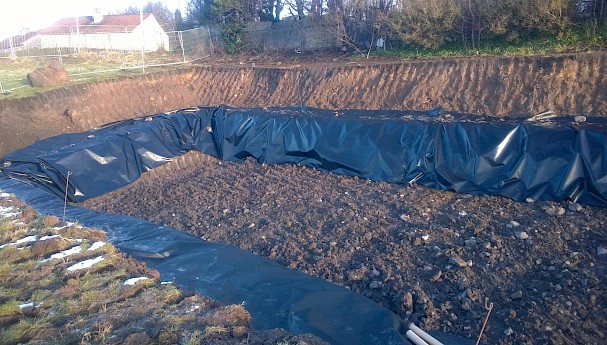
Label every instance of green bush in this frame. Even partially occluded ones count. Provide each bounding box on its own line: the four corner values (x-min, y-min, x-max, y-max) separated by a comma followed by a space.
222, 22, 246, 54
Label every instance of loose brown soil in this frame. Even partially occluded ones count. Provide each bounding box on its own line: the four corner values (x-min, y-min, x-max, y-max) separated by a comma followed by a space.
0, 192, 328, 345
83, 151, 607, 344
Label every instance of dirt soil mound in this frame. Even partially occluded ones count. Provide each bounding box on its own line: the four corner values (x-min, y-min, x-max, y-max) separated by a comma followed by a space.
83, 151, 607, 345
1, 52, 606, 157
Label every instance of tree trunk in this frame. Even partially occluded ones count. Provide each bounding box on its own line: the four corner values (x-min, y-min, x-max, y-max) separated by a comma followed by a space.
295, 0, 305, 18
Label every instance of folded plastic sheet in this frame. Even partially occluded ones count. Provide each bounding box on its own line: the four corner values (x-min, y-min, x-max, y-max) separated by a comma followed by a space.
1, 106, 606, 206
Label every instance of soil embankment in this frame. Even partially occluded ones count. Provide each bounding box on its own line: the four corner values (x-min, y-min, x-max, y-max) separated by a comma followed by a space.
1, 52, 606, 157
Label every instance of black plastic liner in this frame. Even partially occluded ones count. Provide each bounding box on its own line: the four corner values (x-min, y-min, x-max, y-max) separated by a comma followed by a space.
0, 105, 606, 344
2, 106, 607, 206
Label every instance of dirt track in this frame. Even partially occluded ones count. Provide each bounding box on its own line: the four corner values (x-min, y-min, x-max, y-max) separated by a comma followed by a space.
1, 52, 606, 157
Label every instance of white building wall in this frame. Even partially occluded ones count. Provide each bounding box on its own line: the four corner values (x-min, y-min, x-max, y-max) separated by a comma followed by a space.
38, 15, 169, 52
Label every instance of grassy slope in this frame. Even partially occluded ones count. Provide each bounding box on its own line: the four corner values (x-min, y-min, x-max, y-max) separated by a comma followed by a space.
0, 192, 327, 345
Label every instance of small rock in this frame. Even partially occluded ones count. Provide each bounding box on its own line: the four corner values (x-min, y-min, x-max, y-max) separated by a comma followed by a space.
399, 214, 410, 221
430, 270, 442, 282
544, 206, 566, 216
515, 231, 529, 240
574, 116, 586, 123
329, 241, 337, 247
18, 303, 36, 316
370, 268, 381, 277
525, 197, 535, 203
511, 290, 523, 300
568, 203, 583, 212
369, 280, 382, 289
597, 247, 607, 256
450, 255, 468, 268
348, 267, 368, 281
413, 237, 423, 246
464, 238, 477, 249
232, 325, 247, 338
403, 292, 414, 310
504, 327, 514, 336
461, 300, 472, 311
509, 220, 520, 227
125, 333, 153, 345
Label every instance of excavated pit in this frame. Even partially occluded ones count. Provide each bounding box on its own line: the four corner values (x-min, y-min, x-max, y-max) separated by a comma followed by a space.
2, 53, 607, 344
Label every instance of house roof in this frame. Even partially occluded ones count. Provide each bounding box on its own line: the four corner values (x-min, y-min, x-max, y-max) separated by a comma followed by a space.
0, 31, 40, 48
40, 14, 153, 35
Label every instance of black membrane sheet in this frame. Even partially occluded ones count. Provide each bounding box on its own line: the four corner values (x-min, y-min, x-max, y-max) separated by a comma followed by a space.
1, 106, 606, 344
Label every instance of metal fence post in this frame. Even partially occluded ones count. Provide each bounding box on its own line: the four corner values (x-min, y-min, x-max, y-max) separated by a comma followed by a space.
8, 36, 16, 60
178, 31, 186, 62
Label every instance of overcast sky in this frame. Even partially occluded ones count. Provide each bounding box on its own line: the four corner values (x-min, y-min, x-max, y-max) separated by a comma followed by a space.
0, 0, 187, 39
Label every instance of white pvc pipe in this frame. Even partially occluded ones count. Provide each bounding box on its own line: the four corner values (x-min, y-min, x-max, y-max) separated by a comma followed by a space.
409, 323, 445, 345
406, 330, 429, 345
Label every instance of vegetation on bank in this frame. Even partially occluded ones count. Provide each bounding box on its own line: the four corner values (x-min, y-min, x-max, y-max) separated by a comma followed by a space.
0, 192, 326, 344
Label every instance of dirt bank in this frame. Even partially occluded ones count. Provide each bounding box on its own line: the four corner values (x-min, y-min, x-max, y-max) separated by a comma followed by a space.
1, 52, 606, 157
83, 151, 607, 345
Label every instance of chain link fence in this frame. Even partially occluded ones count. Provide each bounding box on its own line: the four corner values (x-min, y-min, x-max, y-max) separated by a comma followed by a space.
0, 19, 344, 95
0, 26, 219, 94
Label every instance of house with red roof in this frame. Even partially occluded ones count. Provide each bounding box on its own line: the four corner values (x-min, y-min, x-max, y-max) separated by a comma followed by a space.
37, 13, 169, 52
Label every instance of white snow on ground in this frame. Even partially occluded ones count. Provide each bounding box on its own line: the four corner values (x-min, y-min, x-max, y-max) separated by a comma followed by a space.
40, 245, 82, 262
67, 256, 105, 271
124, 277, 149, 286
39, 234, 61, 241
0, 206, 21, 218
0, 192, 10, 198
87, 241, 105, 251
0, 235, 37, 249
18, 302, 34, 309
161, 281, 174, 285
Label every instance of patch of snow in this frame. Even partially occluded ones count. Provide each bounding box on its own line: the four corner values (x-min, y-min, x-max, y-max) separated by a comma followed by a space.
0, 235, 37, 249
124, 277, 149, 286
0, 206, 21, 218
0, 192, 10, 198
39, 234, 61, 241
67, 256, 104, 271
87, 241, 105, 251
18, 302, 34, 309
71, 239, 84, 243
161, 281, 174, 285
40, 245, 82, 262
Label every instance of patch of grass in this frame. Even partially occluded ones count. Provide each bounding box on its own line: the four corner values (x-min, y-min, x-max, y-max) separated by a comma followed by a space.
0, 262, 11, 280
30, 289, 52, 302
0, 319, 35, 345
0, 287, 20, 299
0, 300, 20, 316
202, 325, 229, 338
0, 220, 16, 233
180, 331, 202, 345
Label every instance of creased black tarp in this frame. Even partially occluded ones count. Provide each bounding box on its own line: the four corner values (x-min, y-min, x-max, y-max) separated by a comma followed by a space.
0, 177, 409, 345
2, 105, 601, 344
2, 106, 606, 205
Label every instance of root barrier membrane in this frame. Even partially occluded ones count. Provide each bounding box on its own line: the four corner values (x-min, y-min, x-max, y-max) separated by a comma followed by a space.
2, 106, 606, 205
1, 106, 606, 344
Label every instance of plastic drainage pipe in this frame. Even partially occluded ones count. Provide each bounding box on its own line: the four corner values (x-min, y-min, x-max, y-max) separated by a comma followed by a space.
406, 330, 429, 345
409, 323, 445, 345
